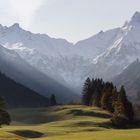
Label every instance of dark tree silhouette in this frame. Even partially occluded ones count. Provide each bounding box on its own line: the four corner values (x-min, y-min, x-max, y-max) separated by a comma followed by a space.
82, 78, 93, 106
50, 94, 57, 106
0, 97, 11, 127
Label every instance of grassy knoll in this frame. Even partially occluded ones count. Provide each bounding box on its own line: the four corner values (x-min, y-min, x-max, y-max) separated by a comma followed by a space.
0, 105, 140, 140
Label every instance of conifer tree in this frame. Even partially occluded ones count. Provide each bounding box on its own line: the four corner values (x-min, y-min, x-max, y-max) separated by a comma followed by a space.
112, 87, 118, 112
119, 86, 134, 122
100, 82, 114, 112
92, 79, 104, 107
111, 86, 134, 127
50, 94, 57, 106
82, 78, 93, 106
0, 96, 11, 126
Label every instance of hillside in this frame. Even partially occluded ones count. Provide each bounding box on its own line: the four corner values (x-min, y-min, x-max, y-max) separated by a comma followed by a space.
0, 71, 49, 108
93, 12, 140, 80
0, 45, 78, 103
0, 105, 139, 140
112, 59, 140, 102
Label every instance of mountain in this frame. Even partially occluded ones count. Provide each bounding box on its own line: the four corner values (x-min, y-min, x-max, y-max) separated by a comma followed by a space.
0, 70, 49, 108
112, 59, 140, 102
93, 12, 140, 80
0, 45, 78, 103
0, 23, 121, 91
0, 12, 140, 93
74, 28, 120, 59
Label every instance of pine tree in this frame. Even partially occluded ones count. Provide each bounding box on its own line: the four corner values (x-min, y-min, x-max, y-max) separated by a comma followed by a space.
92, 79, 104, 107
100, 82, 114, 112
119, 86, 134, 122
112, 87, 118, 112
0, 96, 11, 126
50, 94, 57, 106
82, 78, 93, 106
111, 86, 134, 127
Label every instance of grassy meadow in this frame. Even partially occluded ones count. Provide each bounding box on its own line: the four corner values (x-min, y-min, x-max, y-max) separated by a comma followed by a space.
0, 105, 140, 140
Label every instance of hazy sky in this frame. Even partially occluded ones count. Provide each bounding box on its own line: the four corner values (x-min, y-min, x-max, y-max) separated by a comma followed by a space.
0, 0, 140, 42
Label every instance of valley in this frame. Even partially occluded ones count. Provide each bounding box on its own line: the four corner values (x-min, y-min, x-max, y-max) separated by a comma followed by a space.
0, 6, 140, 140
0, 105, 140, 140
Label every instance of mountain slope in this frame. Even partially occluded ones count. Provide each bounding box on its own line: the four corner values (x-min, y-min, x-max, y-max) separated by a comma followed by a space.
94, 12, 140, 80
0, 71, 49, 108
0, 45, 78, 102
112, 59, 140, 101
74, 28, 120, 59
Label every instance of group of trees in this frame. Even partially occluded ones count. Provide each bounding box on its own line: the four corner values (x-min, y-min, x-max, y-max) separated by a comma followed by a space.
82, 78, 134, 127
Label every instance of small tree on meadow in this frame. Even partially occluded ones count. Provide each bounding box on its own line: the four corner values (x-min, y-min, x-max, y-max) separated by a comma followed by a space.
50, 94, 57, 106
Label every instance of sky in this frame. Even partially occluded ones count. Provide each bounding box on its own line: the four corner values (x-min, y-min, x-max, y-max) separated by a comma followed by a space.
0, 0, 140, 43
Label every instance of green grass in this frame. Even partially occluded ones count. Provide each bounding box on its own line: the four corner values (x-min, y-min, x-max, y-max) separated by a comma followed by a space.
0, 105, 140, 140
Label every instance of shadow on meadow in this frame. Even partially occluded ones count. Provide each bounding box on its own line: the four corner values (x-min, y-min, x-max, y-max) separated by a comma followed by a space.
68, 109, 111, 118
12, 130, 43, 138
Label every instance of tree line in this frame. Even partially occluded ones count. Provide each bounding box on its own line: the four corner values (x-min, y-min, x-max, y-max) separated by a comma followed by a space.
82, 78, 134, 128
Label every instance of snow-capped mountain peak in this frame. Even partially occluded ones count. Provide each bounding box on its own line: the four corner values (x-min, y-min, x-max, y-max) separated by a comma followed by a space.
93, 12, 140, 80
10, 23, 20, 29
130, 11, 140, 25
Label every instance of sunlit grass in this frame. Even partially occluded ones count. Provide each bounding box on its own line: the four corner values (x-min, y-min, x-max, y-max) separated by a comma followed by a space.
0, 105, 140, 140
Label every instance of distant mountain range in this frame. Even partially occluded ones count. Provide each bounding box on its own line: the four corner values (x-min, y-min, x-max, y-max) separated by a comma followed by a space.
0, 12, 140, 105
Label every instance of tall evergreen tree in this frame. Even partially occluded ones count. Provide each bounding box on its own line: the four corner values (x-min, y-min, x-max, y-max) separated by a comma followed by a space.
111, 86, 134, 127
112, 87, 118, 112
50, 94, 57, 106
92, 79, 104, 107
82, 78, 93, 106
100, 82, 114, 112
0, 97, 11, 126
119, 86, 134, 122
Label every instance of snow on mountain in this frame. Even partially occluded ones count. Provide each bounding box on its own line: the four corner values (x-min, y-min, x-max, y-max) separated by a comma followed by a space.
0, 44, 78, 102
93, 12, 140, 80
0, 23, 120, 92
0, 23, 74, 57
74, 28, 120, 59
0, 12, 140, 94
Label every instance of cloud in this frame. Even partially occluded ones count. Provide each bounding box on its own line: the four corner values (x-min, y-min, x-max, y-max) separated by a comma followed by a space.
10, 0, 46, 27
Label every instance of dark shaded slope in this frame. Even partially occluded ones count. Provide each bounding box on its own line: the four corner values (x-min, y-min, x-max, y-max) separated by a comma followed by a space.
0, 72, 49, 108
